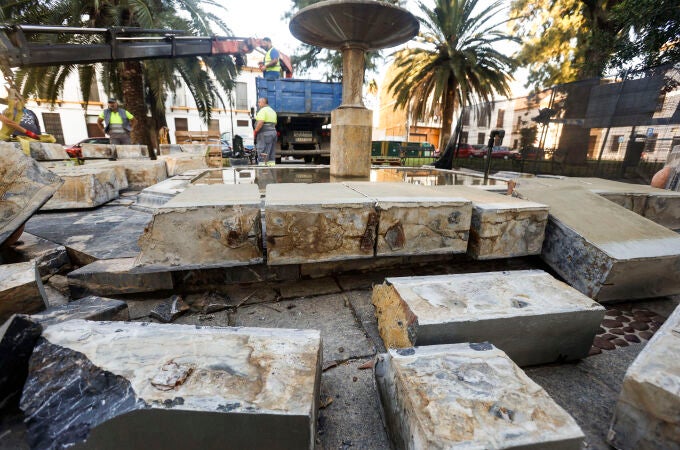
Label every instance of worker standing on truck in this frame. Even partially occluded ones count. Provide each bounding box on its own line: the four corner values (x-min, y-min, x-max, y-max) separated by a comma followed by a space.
258, 38, 281, 80
254, 97, 278, 164
97, 98, 136, 144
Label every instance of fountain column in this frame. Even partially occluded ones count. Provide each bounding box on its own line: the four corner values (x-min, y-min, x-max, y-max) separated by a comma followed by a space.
290, 0, 418, 179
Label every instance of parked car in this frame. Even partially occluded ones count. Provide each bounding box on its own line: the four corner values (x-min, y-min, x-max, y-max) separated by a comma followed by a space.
473, 145, 521, 160
64, 137, 110, 158
454, 143, 477, 158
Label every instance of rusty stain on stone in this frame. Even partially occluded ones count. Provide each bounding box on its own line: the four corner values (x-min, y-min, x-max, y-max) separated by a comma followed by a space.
360, 211, 379, 252
384, 222, 405, 250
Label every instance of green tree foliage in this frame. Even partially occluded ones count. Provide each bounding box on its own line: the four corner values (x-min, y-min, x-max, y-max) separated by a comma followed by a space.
287, 0, 401, 81
609, 0, 680, 72
510, 0, 624, 90
519, 125, 538, 149
388, 0, 517, 148
2, 0, 238, 147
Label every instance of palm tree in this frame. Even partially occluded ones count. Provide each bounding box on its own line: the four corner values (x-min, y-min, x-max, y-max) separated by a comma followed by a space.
387, 0, 517, 149
4, 0, 238, 149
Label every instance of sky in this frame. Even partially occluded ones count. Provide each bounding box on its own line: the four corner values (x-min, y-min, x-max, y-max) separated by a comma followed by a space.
218, 0, 529, 97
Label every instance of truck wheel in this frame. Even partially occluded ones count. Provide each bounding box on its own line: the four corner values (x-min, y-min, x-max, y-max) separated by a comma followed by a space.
304, 155, 313, 163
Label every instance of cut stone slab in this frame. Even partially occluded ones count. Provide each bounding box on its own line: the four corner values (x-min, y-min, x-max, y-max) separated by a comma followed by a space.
68, 258, 174, 297
135, 184, 263, 270
431, 185, 549, 259
513, 182, 680, 301
374, 343, 585, 450
345, 182, 473, 257
114, 144, 149, 159
372, 270, 605, 366
41, 166, 123, 210
149, 295, 189, 323
608, 304, 680, 449
158, 153, 208, 176
135, 175, 194, 208
0, 261, 47, 323
158, 144, 182, 155
0, 142, 63, 246
87, 159, 167, 190
2, 232, 69, 276
80, 143, 115, 159
20, 320, 321, 450
265, 183, 377, 265
179, 144, 209, 155
28, 142, 70, 161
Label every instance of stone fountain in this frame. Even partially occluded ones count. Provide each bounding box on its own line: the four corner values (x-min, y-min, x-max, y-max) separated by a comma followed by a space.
290, 0, 419, 178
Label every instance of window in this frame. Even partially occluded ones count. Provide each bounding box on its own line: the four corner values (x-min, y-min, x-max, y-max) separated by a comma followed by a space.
209, 119, 220, 133
234, 82, 248, 110
174, 85, 187, 107
237, 119, 249, 127
88, 81, 100, 103
610, 135, 622, 153
460, 131, 468, 143
477, 133, 486, 145
461, 110, 470, 126
41, 113, 64, 144
86, 115, 104, 137
175, 118, 188, 131
496, 109, 505, 128
644, 134, 657, 153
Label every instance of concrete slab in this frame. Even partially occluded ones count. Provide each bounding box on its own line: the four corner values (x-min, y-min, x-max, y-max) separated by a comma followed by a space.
41, 166, 123, 210
158, 153, 208, 176
1, 232, 69, 277
68, 258, 174, 298
345, 182, 472, 257
375, 343, 585, 449
87, 160, 167, 190
513, 182, 680, 301
114, 144, 149, 159
431, 185, 549, 259
80, 143, 115, 159
24, 206, 151, 265
608, 305, 680, 449
135, 184, 263, 270
265, 183, 377, 265
0, 143, 63, 246
232, 293, 374, 365
20, 320, 321, 450
0, 262, 47, 323
28, 142, 70, 161
372, 270, 605, 366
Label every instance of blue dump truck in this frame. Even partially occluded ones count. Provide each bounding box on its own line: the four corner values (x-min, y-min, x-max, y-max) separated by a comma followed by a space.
255, 78, 342, 162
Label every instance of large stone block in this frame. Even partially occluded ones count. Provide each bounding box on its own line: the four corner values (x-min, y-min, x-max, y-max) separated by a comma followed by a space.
265, 183, 377, 265
432, 185, 549, 259
88, 160, 167, 190
135, 176, 194, 209
114, 144, 149, 159
41, 166, 123, 210
80, 143, 115, 159
83, 160, 129, 190
158, 144, 182, 155
68, 258, 173, 297
21, 320, 321, 450
0, 142, 63, 246
2, 232, 69, 276
29, 142, 70, 161
608, 305, 680, 449
135, 184, 263, 270
345, 182, 472, 257
514, 182, 680, 301
372, 270, 604, 366
0, 261, 47, 323
158, 153, 208, 176
179, 144, 209, 155
375, 343, 584, 449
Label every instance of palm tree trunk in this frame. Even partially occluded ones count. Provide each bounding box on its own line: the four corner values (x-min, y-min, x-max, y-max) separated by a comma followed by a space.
440, 76, 456, 149
121, 61, 155, 156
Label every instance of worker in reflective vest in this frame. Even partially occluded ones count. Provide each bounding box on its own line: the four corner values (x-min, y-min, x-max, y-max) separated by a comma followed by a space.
97, 98, 136, 144
254, 97, 278, 164
258, 37, 281, 80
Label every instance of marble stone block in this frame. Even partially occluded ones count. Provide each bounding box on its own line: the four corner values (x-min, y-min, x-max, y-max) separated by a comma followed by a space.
68, 258, 174, 297
80, 143, 115, 159
345, 182, 472, 257
375, 343, 584, 449
5, 232, 69, 276
514, 182, 680, 301
29, 142, 70, 161
0, 261, 47, 323
372, 270, 604, 366
158, 153, 208, 176
21, 321, 322, 450
0, 143, 63, 246
41, 166, 123, 210
608, 305, 680, 449
114, 144, 149, 159
135, 176, 194, 209
83, 160, 129, 190
265, 183, 377, 265
179, 144, 209, 155
87, 160, 167, 190
432, 185, 549, 259
135, 184, 263, 270
158, 144, 182, 155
